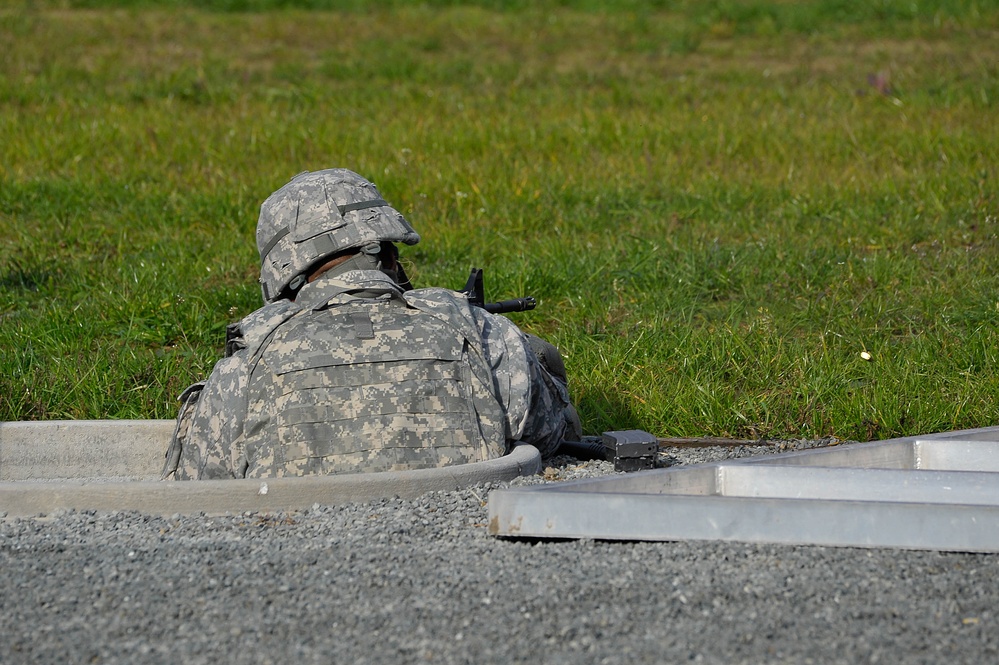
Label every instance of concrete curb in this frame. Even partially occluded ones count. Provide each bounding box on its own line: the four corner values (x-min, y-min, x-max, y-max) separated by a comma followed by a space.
0, 420, 542, 516
1, 420, 171, 481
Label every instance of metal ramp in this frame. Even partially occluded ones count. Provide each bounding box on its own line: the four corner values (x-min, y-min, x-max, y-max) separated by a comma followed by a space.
488, 426, 999, 552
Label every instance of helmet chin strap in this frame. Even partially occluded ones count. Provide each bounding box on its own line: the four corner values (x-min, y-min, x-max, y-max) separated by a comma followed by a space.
311, 242, 400, 284
286, 242, 410, 300
392, 262, 413, 291
287, 273, 307, 293
329, 243, 382, 276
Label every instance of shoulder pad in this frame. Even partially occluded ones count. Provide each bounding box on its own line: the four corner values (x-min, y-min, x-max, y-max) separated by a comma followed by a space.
224, 323, 245, 357
403, 287, 484, 341
177, 381, 206, 402
230, 299, 302, 357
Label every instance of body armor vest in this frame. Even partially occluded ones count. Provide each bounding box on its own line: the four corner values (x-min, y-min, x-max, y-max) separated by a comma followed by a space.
235, 289, 508, 478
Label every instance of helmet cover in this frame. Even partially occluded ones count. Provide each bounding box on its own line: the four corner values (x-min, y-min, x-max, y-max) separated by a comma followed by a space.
257, 169, 420, 301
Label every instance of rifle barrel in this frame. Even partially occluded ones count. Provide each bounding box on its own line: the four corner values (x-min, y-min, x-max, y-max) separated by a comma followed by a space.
484, 297, 537, 314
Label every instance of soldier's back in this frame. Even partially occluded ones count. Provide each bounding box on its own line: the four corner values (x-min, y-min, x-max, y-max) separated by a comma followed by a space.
238, 293, 506, 477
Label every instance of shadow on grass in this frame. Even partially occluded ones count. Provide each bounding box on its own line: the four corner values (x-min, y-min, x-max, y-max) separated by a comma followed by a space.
576, 387, 642, 435
0, 263, 52, 292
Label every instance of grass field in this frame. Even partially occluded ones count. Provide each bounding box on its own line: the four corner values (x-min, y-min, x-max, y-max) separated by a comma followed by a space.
1, 0, 997, 442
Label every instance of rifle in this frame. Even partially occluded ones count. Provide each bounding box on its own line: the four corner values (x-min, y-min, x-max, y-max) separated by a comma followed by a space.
458, 270, 663, 472
460, 268, 536, 314
457, 269, 661, 470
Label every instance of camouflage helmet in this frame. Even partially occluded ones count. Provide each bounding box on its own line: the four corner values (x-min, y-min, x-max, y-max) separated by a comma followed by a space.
257, 169, 420, 302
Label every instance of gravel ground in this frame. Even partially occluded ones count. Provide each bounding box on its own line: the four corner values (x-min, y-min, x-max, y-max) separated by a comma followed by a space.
2, 440, 997, 664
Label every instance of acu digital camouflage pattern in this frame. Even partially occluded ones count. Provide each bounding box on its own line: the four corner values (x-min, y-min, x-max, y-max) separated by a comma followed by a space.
165, 270, 574, 480
257, 169, 420, 302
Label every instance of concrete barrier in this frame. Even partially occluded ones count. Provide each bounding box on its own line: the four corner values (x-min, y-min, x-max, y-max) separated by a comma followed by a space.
0, 420, 171, 481
0, 420, 542, 516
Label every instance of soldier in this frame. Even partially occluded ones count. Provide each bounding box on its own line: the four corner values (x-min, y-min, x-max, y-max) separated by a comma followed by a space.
162, 168, 581, 480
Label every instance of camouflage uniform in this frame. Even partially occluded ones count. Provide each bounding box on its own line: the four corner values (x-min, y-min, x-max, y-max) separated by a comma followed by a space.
165, 269, 575, 480
162, 168, 577, 480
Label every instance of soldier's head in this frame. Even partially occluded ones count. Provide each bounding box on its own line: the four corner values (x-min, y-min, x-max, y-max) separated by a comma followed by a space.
256, 169, 420, 302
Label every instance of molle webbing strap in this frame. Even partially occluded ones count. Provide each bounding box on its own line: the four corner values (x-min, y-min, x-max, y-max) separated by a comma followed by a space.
258, 199, 389, 265
311, 233, 336, 256
351, 311, 374, 339
259, 226, 291, 264
338, 198, 388, 216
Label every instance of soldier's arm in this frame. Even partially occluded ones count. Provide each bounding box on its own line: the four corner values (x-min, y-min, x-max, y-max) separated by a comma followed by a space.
515, 339, 574, 457
476, 311, 574, 457
170, 353, 249, 480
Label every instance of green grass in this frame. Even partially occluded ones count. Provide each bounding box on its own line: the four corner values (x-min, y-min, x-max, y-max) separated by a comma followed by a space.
1, 0, 998, 441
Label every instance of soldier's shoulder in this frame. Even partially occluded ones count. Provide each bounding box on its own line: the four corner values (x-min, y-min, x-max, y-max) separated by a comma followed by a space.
229, 299, 303, 354
402, 287, 486, 336
402, 287, 531, 347
403, 287, 475, 313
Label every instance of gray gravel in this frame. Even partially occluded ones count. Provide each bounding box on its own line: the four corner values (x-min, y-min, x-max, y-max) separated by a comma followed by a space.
2, 440, 997, 664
